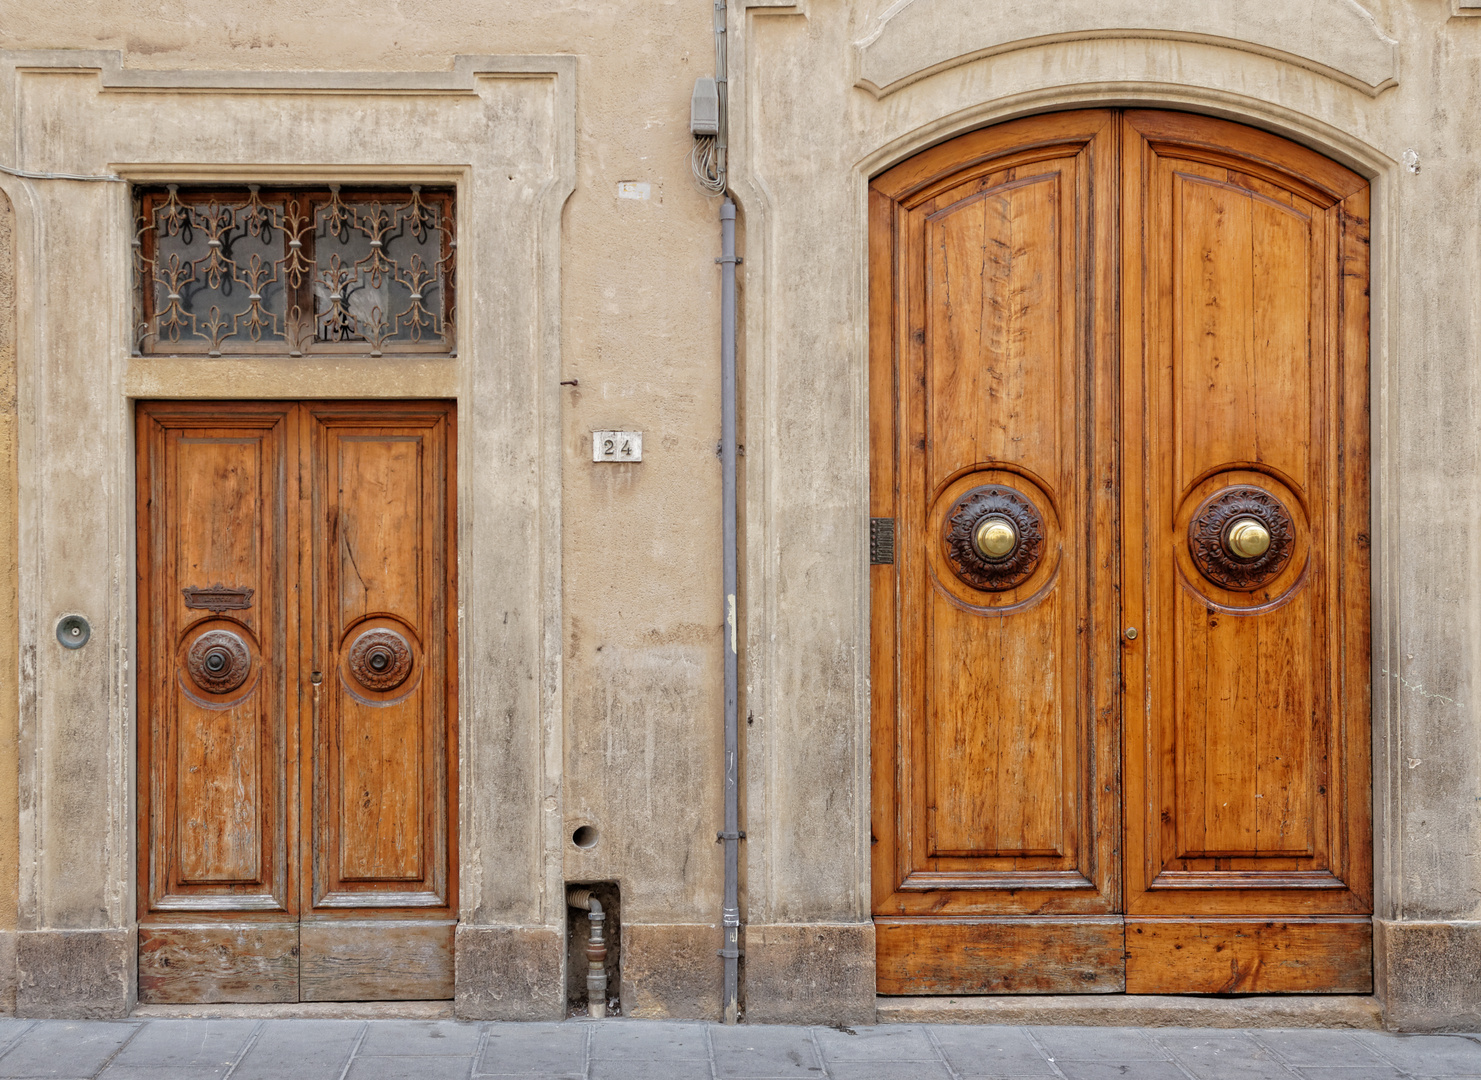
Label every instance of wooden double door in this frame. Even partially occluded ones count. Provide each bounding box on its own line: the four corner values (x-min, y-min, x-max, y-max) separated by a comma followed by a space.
136, 400, 457, 1002
870, 111, 1372, 994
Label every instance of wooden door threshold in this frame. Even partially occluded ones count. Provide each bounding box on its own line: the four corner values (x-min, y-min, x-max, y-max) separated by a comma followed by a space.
131, 1001, 455, 1020
877, 994, 1382, 1029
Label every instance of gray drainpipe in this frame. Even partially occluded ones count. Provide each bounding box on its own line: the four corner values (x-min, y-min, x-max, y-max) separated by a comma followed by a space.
718, 198, 741, 1025
712, 0, 743, 1028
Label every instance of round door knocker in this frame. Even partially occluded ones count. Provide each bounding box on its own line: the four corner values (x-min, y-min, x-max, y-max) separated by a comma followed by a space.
348, 628, 413, 691
943, 485, 1045, 591
1188, 486, 1295, 590
186, 630, 252, 694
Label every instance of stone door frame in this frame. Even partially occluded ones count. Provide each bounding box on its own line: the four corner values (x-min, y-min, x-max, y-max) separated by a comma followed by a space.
0, 50, 575, 1017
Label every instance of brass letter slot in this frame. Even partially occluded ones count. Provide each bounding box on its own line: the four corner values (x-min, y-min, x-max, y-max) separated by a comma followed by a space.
182, 584, 255, 613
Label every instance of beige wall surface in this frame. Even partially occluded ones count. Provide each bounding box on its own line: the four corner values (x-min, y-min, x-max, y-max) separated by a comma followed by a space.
0, 0, 1480, 1029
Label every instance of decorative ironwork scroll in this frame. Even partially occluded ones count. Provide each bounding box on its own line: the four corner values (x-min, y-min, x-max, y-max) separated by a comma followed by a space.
1188, 486, 1296, 590
943, 484, 1045, 591
135, 184, 456, 357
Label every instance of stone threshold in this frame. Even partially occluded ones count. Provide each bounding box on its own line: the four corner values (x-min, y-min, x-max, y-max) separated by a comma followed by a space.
131, 1001, 455, 1020
878, 994, 1384, 1029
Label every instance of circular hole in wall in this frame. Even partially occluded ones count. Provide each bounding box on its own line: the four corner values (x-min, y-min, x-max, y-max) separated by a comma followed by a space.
572, 825, 599, 850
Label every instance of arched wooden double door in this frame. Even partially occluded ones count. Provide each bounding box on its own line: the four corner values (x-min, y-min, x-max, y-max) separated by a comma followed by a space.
869, 111, 1372, 994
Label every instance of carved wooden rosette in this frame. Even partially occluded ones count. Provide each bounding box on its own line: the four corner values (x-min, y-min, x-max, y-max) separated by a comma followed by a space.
943, 485, 1045, 591
1188, 486, 1295, 590
186, 629, 252, 694
348, 628, 414, 691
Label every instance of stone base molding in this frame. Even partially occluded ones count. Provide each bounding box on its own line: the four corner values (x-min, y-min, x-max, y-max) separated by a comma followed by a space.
620, 923, 723, 1020
1375, 919, 1481, 1032
741, 923, 876, 1025
453, 924, 564, 1021
15, 928, 134, 1018
879, 994, 1384, 1028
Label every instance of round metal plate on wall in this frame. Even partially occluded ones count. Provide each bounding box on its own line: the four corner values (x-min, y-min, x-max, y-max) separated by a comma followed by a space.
56, 614, 90, 650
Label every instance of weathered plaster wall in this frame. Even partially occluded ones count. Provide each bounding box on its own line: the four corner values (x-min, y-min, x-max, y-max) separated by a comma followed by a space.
728, 0, 1481, 1029
1, 0, 1480, 1030
0, 0, 727, 1022
0, 188, 18, 1014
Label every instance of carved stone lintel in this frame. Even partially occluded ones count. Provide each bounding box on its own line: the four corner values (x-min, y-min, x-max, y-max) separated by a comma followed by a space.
182, 584, 254, 613
943, 485, 1045, 591
1188, 486, 1295, 590
348, 628, 414, 691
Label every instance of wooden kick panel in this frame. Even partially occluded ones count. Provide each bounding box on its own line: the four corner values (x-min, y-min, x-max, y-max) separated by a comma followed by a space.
876, 918, 1126, 995
1125, 918, 1373, 994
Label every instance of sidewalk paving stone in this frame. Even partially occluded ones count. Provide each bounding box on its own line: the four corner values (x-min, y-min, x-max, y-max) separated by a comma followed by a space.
928, 1024, 1058, 1077
0, 1016, 1472, 1079
0, 1021, 141, 1079
591, 1021, 710, 1060
814, 1024, 937, 1061
1249, 1029, 1392, 1066
227, 1019, 362, 1080
1355, 1032, 1481, 1075
707, 1023, 822, 1077
344, 1055, 474, 1080
1152, 1030, 1299, 1079
1034, 1025, 1169, 1064
1055, 1063, 1190, 1080
480, 1023, 585, 1077
357, 1019, 482, 1057
824, 1063, 954, 1080
103, 1020, 256, 1070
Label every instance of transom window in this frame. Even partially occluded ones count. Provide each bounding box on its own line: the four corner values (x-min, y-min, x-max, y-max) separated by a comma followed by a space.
134, 184, 456, 356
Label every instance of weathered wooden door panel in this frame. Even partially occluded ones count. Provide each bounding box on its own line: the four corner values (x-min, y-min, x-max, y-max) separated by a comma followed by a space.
871, 110, 1371, 996
1120, 111, 1372, 991
871, 110, 1124, 994
299, 402, 456, 999
138, 400, 456, 1004
137, 403, 297, 1003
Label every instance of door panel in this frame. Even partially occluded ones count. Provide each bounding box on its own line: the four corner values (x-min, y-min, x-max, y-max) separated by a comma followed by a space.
871, 109, 1371, 996
138, 400, 456, 1004
871, 110, 1123, 994
300, 404, 456, 999
1121, 111, 1371, 990
137, 404, 296, 1002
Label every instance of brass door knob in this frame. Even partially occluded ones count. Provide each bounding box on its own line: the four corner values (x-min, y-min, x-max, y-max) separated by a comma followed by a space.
1225, 517, 1272, 560
973, 516, 1018, 561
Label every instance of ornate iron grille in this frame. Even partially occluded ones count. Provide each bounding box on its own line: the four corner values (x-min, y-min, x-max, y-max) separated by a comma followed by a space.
134, 184, 456, 356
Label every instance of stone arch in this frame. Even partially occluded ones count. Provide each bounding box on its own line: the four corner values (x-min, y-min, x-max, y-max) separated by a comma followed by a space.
854, 0, 1399, 98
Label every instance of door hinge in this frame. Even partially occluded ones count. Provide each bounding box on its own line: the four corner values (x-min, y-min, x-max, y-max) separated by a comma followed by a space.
870, 518, 895, 565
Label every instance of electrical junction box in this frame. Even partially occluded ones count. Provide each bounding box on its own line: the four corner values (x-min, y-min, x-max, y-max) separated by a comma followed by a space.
593, 431, 642, 462
690, 77, 720, 136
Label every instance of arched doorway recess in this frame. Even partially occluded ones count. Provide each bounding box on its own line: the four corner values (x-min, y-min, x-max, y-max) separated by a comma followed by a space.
869, 109, 1372, 995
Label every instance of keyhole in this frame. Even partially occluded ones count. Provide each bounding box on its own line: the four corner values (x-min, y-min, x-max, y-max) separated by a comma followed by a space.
205, 651, 226, 673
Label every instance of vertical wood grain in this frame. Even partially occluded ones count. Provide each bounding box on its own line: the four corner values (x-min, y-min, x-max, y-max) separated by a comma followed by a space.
139, 399, 456, 1003
871, 110, 1120, 994
1122, 110, 1371, 992
873, 109, 1369, 995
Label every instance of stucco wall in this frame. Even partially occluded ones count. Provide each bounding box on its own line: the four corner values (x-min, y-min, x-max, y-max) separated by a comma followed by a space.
0, 0, 1479, 1029
727, 0, 1481, 1029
